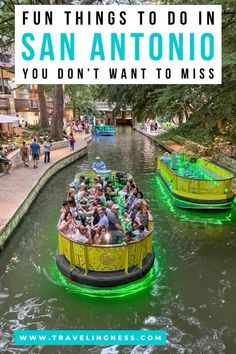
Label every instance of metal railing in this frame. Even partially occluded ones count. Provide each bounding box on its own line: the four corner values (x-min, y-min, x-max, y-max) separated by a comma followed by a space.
58, 230, 153, 275
157, 159, 233, 195
14, 98, 39, 111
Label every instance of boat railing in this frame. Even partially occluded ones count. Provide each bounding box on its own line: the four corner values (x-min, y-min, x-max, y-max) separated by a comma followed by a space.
57, 226, 153, 275
197, 158, 234, 180
157, 159, 233, 195
94, 125, 115, 132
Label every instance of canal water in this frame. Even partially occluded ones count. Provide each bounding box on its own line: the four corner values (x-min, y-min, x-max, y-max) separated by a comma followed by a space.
1, 127, 236, 354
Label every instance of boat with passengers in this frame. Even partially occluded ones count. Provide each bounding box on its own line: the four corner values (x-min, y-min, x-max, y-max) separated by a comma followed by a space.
157, 152, 235, 210
93, 124, 115, 136
56, 168, 154, 287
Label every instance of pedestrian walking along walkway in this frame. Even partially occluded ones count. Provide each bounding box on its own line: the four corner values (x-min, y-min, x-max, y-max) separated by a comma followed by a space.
0, 135, 90, 235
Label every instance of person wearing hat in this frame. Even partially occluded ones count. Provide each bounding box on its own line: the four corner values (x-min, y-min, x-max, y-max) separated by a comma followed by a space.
92, 156, 106, 172
107, 204, 125, 243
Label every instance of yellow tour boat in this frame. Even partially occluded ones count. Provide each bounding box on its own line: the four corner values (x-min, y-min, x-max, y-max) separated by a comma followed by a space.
157, 152, 235, 210
56, 170, 155, 287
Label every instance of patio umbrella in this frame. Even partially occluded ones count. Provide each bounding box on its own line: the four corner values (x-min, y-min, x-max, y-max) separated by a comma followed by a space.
0, 115, 19, 124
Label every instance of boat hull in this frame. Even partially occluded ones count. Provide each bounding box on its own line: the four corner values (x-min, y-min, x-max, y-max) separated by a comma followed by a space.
94, 132, 115, 136
56, 252, 154, 287
157, 170, 234, 210
93, 125, 115, 136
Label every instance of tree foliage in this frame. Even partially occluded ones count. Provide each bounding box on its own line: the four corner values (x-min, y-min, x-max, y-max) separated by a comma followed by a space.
101, 0, 236, 141
65, 85, 100, 118
1, 0, 235, 141
0, 0, 75, 136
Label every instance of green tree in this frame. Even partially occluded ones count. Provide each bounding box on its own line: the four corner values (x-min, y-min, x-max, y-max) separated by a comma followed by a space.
65, 85, 100, 118
37, 84, 49, 127
0, 0, 51, 129
50, 84, 64, 140
101, 0, 236, 142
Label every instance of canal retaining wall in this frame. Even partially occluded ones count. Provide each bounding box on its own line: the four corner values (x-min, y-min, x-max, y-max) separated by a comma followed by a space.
0, 135, 92, 250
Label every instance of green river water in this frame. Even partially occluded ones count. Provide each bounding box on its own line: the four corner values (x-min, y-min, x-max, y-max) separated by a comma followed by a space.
1, 127, 236, 354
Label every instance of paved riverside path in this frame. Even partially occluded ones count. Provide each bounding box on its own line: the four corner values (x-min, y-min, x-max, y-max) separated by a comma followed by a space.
134, 127, 184, 153
0, 134, 90, 233
157, 140, 184, 153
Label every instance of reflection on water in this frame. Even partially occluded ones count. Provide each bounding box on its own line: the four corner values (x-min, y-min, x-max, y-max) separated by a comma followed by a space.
93, 135, 115, 145
0, 127, 236, 354
44, 260, 160, 299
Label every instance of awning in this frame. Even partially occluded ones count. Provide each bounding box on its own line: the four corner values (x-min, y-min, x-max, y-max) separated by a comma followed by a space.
0, 61, 13, 68
0, 62, 15, 74
0, 115, 19, 124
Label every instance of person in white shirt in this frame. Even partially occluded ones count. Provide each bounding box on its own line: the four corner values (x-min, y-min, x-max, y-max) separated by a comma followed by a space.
72, 225, 92, 244
43, 138, 52, 163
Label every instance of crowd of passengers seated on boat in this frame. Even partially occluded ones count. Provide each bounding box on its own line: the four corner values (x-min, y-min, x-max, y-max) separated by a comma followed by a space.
58, 172, 153, 245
